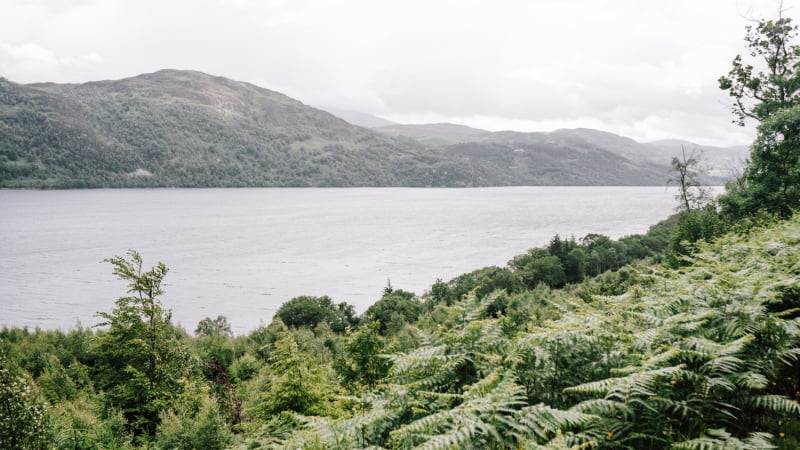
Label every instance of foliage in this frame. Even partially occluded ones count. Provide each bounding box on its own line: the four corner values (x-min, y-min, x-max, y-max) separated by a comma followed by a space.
363, 287, 422, 335
425, 266, 522, 308
719, 12, 800, 219
742, 104, 800, 217
718, 13, 800, 125
48, 397, 132, 450
155, 393, 233, 450
334, 321, 391, 390
0, 357, 50, 449
666, 205, 726, 264
510, 249, 567, 289
275, 295, 357, 333
251, 331, 338, 418
291, 214, 800, 449
195, 315, 233, 337
93, 250, 195, 436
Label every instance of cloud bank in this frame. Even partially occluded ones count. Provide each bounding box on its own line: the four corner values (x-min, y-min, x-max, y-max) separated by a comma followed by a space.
1, 0, 791, 146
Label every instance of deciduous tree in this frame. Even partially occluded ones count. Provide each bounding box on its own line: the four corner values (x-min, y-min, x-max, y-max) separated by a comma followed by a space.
93, 250, 194, 436
668, 146, 710, 213
719, 11, 800, 218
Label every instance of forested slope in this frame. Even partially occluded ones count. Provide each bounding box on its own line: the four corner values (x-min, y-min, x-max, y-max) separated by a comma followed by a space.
278, 214, 800, 449
0, 70, 671, 188
1, 70, 474, 188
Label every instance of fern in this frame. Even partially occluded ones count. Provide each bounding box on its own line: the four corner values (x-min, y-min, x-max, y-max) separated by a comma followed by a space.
672, 428, 777, 450
740, 394, 800, 415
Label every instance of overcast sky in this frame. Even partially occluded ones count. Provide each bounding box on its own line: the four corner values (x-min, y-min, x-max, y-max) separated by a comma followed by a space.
1, 0, 795, 147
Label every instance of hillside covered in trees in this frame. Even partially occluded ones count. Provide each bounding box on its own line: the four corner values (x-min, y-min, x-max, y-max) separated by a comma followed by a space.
0, 69, 674, 188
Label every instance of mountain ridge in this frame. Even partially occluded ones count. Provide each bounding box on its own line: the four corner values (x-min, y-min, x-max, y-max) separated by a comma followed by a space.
1, 69, 692, 188
372, 123, 747, 179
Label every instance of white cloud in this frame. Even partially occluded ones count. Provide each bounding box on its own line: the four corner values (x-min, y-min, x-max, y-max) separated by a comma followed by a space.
1, 42, 57, 63
0, 41, 104, 82
0, 0, 790, 145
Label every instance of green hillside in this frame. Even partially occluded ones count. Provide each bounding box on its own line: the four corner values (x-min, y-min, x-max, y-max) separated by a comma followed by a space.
1, 70, 481, 188
376, 124, 742, 184
2, 212, 798, 448
269, 213, 800, 449
1, 70, 672, 188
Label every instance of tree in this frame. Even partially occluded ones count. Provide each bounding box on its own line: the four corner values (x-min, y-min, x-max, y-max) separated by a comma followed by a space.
667, 146, 710, 213
252, 332, 330, 416
740, 104, 800, 217
564, 247, 587, 283
275, 295, 357, 333
334, 321, 390, 389
363, 288, 421, 334
719, 12, 800, 125
509, 249, 566, 288
0, 358, 49, 449
93, 250, 194, 436
195, 315, 233, 337
719, 11, 800, 218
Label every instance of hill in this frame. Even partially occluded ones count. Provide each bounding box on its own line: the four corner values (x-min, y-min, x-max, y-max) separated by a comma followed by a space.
375, 124, 747, 182
2, 70, 476, 188
3, 69, 678, 187
644, 138, 749, 178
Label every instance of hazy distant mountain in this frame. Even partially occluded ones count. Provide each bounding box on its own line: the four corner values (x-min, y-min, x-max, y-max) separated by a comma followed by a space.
439, 128, 671, 186
1, 69, 678, 188
643, 139, 749, 178
375, 124, 748, 182
322, 107, 397, 128
376, 123, 491, 146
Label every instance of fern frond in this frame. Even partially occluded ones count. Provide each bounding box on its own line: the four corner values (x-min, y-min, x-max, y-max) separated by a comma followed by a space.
740, 394, 800, 415
672, 428, 777, 450
513, 403, 599, 441
730, 371, 769, 389
633, 328, 660, 350
389, 371, 525, 448
292, 395, 401, 448
565, 365, 683, 397
386, 345, 447, 376
642, 346, 682, 367
569, 398, 632, 418
412, 420, 492, 450
778, 346, 800, 365
705, 355, 745, 376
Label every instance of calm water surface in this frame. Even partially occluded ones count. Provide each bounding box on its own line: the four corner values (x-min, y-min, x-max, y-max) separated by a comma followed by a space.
1, 187, 677, 334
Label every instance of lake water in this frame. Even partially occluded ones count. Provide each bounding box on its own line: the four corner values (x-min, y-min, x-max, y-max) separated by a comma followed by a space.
1, 187, 678, 334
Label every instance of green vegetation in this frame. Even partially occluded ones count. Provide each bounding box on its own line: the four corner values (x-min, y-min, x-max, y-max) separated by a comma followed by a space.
3, 10, 800, 450
718, 11, 800, 219
1, 206, 798, 448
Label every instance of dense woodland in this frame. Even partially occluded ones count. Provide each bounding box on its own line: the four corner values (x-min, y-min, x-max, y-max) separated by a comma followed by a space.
3, 13, 800, 450
0, 71, 675, 189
